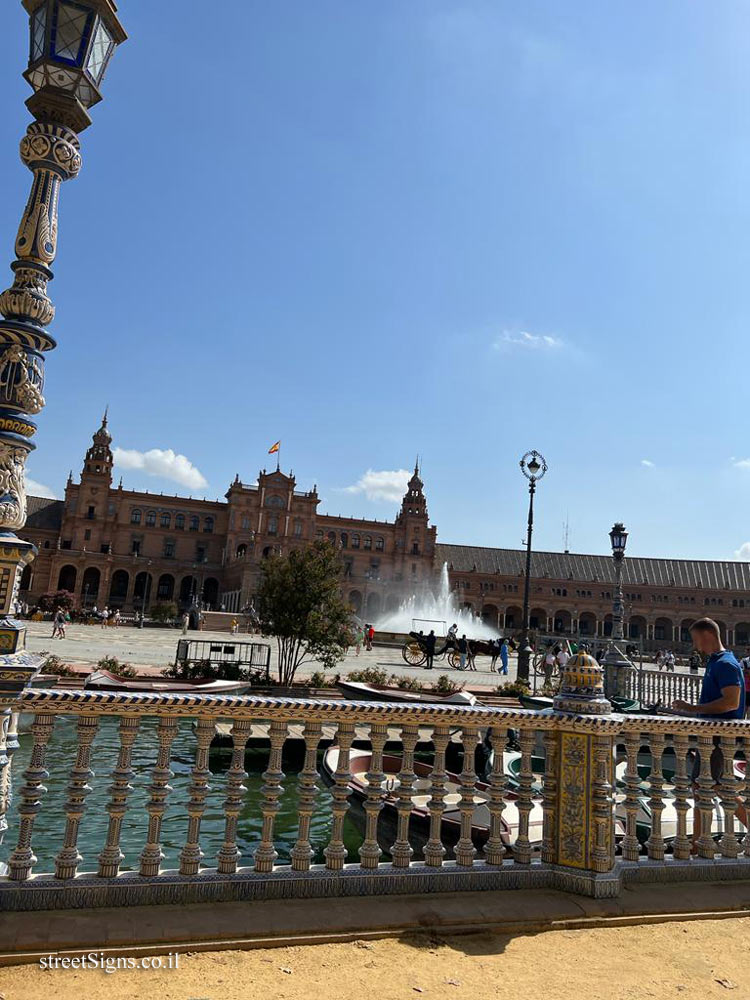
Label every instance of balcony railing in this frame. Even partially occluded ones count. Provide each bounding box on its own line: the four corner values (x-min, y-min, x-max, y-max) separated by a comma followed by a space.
2, 680, 750, 915
628, 668, 702, 707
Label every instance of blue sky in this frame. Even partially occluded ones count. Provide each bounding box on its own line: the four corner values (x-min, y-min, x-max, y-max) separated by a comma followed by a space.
0, 1, 748, 561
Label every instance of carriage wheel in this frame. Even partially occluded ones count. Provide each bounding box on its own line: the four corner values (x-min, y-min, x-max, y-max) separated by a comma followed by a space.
402, 642, 426, 666
448, 650, 464, 670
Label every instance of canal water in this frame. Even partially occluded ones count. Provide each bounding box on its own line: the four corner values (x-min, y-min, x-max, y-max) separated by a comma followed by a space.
6, 718, 364, 874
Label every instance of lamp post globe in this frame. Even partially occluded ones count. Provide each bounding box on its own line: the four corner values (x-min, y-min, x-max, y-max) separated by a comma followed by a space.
516, 451, 547, 683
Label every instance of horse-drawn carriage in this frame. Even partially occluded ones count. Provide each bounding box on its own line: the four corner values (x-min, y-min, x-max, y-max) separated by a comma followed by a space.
401, 625, 500, 671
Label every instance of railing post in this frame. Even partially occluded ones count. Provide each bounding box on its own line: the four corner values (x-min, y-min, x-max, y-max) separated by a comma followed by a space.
550, 652, 620, 897
0, 657, 42, 873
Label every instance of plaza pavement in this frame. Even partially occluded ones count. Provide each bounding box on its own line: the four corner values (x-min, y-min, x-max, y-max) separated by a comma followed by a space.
23, 621, 518, 689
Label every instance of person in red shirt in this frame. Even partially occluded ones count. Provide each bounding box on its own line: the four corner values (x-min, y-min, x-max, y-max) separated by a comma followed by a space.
366, 624, 375, 651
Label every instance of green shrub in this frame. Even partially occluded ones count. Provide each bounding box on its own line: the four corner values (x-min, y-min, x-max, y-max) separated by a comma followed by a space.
308, 670, 340, 689
97, 655, 135, 677
150, 602, 178, 623
40, 652, 76, 677
346, 667, 389, 686
497, 680, 531, 697
432, 674, 462, 695
391, 674, 423, 692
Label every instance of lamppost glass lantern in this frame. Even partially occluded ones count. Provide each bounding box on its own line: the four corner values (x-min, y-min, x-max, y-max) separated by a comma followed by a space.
609, 522, 628, 557
23, 0, 127, 111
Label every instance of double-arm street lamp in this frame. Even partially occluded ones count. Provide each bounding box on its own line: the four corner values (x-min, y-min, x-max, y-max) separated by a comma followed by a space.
0, 1, 125, 655
517, 450, 547, 683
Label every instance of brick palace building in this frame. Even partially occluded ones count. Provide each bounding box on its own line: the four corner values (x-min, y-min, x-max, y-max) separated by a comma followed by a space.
16, 414, 750, 651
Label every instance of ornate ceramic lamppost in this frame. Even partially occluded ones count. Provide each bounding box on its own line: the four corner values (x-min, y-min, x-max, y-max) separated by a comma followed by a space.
0, 1, 126, 653
0, 2, 126, 865
516, 450, 547, 683
602, 521, 633, 698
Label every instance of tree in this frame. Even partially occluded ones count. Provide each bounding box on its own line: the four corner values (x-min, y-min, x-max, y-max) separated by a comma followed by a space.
256, 541, 354, 686
150, 601, 178, 623
39, 590, 76, 612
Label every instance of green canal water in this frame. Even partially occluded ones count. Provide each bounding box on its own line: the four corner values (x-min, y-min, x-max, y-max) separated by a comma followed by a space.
6, 718, 364, 874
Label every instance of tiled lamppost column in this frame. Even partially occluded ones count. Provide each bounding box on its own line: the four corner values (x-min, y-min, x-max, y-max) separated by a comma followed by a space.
602, 522, 633, 699
0, 0, 126, 859
516, 450, 547, 683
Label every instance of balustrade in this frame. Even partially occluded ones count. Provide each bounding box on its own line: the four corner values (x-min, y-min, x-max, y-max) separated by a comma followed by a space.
632, 668, 702, 707
0, 688, 749, 913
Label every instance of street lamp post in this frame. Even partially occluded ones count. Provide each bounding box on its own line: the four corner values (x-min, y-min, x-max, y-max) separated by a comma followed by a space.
603, 522, 633, 698
0, 2, 125, 648
517, 450, 548, 683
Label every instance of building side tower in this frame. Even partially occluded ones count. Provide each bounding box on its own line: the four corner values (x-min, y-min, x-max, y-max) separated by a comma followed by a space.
81, 408, 113, 484
394, 460, 436, 585
61, 410, 115, 556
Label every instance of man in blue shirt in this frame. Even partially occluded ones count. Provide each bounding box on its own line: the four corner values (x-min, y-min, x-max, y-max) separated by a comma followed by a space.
672, 617, 746, 852
673, 618, 745, 720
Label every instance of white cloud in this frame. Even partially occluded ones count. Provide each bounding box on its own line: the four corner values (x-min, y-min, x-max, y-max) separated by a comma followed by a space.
494, 330, 563, 352
733, 458, 750, 470
113, 447, 208, 490
342, 468, 411, 504
736, 543, 750, 561
26, 476, 58, 499
641, 459, 655, 468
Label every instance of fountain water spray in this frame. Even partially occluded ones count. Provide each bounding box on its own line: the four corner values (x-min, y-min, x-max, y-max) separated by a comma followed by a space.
375, 563, 499, 638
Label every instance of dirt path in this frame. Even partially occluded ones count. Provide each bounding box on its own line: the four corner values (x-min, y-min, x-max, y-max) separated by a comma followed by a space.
2, 917, 750, 1000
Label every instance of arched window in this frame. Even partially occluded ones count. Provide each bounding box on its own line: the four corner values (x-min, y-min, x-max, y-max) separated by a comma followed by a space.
146, 510, 156, 527
364, 536, 372, 550
160, 512, 171, 528
266, 495, 285, 508
268, 515, 278, 535
375, 536, 384, 551
204, 516, 214, 533
294, 520, 303, 537
327, 531, 336, 544
157, 574, 175, 600
189, 515, 199, 532
175, 513, 185, 530
341, 532, 348, 548
352, 534, 360, 549
131, 509, 141, 524
236, 543, 247, 558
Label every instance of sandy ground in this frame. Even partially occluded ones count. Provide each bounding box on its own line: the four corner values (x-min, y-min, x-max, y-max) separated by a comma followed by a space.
2, 918, 750, 1000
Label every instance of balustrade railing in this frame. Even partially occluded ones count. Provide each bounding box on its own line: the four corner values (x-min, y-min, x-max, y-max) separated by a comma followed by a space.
0, 687, 749, 912
630, 668, 702, 707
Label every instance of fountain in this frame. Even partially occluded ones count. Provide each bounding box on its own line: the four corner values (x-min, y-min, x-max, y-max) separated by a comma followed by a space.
375, 563, 499, 638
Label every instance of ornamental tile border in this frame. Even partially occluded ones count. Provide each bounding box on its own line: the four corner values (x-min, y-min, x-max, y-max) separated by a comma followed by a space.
0, 860, 552, 912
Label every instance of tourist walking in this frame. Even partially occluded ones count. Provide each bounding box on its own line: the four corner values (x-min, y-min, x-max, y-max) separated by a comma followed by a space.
51, 607, 65, 639
672, 617, 747, 848
499, 638, 509, 675
230, 618, 238, 635
556, 644, 570, 674
423, 629, 437, 670
665, 649, 676, 672
100, 607, 109, 629
457, 634, 468, 671
181, 612, 189, 634
543, 646, 557, 686
366, 623, 375, 651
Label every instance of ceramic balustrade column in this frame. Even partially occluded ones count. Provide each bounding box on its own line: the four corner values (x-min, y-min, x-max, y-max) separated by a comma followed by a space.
254, 720, 288, 873
485, 725, 509, 866
359, 723, 388, 869
324, 722, 355, 871
291, 721, 322, 872
216, 719, 253, 875
671, 733, 691, 861
424, 726, 450, 867
718, 735, 741, 859
695, 732, 717, 859
621, 733, 642, 861
591, 733, 615, 872
97, 715, 140, 877
179, 718, 216, 876
7, 712, 54, 880
54, 714, 98, 879
513, 728, 535, 865
139, 716, 179, 877
454, 725, 479, 867
391, 723, 419, 868
645, 734, 666, 861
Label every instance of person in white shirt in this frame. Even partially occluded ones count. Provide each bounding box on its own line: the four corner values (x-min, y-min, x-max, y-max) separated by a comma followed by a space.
556, 646, 570, 672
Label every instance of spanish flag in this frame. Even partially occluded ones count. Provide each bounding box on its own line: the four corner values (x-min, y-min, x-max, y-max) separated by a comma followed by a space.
268, 440, 281, 455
